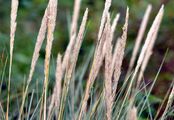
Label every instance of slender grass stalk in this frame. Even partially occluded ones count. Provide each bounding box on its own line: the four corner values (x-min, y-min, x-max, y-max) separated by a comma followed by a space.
27, 89, 35, 120
6, 0, 19, 120
43, 0, 58, 119
58, 8, 88, 120
126, 5, 152, 78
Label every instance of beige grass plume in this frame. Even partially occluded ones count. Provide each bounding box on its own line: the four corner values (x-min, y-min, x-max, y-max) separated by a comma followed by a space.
58, 8, 88, 120
126, 5, 164, 94
78, 17, 107, 120
43, 0, 58, 119
126, 5, 152, 78
112, 8, 129, 97
7, 0, 19, 119
103, 13, 113, 120
78, 1, 113, 119
116, 5, 164, 120
136, 26, 160, 88
18, 3, 49, 120
136, 5, 163, 88
62, 0, 81, 73
103, 13, 121, 120
137, 5, 164, 87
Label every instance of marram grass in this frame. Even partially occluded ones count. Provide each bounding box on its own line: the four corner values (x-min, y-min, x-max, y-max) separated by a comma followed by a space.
1, 0, 173, 120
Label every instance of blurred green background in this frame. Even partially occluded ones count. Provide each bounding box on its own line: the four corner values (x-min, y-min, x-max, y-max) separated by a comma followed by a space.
0, 0, 174, 117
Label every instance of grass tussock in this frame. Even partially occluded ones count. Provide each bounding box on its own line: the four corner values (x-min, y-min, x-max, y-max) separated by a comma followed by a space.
1, 0, 174, 120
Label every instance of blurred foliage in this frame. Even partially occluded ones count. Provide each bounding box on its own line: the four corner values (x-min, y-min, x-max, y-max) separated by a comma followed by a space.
0, 0, 174, 118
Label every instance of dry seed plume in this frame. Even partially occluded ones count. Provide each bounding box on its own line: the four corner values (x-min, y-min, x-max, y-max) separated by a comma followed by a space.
127, 5, 152, 77
18, 3, 49, 120
126, 5, 164, 94
103, 13, 121, 120
43, 0, 58, 119
78, 17, 108, 120
71, 0, 81, 37
136, 23, 161, 88
7, 0, 19, 119
116, 6, 164, 120
78, 1, 114, 118
112, 8, 129, 97
48, 54, 62, 118
62, 0, 81, 73
58, 8, 88, 120
104, 13, 113, 120
98, 0, 112, 40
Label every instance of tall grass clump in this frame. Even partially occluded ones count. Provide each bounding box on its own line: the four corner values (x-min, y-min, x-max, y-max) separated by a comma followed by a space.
1, 0, 174, 119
